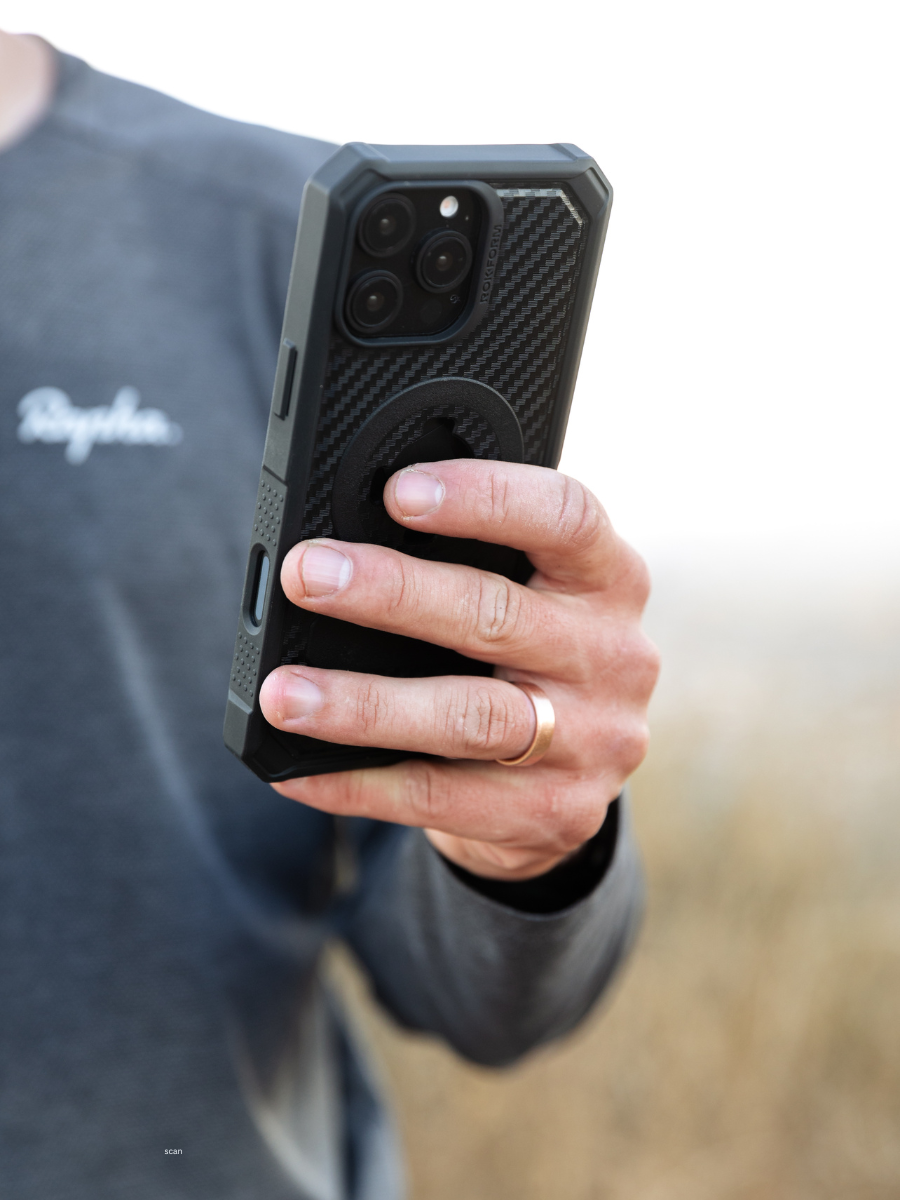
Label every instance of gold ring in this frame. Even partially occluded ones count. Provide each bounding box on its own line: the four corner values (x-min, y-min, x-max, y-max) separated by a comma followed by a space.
496, 681, 555, 767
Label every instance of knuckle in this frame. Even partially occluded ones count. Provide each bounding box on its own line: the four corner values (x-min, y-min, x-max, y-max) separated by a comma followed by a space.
528, 783, 599, 853
484, 470, 514, 529
355, 679, 393, 735
528, 783, 565, 830
385, 552, 420, 617
608, 716, 651, 774
624, 547, 653, 607
471, 686, 520, 755
558, 474, 608, 556
624, 629, 661, 696
332, 769, 371, 816
403, 762, 450, 825
439, 684, 521, 756
594, 623, 661, 698
471, 575, 526, 650
561, 810, 604, 852
641, 636, 662, 690
437, 684, 473, 746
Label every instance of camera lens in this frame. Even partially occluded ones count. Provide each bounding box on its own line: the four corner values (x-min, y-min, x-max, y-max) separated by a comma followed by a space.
346, 271, 404, 334
415, 231, 473, 293
358, 193, 416, 257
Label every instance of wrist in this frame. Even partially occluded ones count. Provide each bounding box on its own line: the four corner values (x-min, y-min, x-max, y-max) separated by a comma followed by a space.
434, 799, 622, 915
423, 829, 573, 882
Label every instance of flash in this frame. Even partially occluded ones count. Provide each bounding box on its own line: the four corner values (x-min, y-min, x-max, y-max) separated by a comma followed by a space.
440, 195, 459, 218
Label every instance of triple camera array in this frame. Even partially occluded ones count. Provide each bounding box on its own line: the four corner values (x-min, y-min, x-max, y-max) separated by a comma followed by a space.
342, 186, 483, 340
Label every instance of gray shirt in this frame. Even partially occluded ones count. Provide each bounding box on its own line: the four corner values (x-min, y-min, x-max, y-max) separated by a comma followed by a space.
0, 52, 643, 1199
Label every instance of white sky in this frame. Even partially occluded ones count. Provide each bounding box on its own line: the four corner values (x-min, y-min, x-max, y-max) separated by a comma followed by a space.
6, 0, 899, 567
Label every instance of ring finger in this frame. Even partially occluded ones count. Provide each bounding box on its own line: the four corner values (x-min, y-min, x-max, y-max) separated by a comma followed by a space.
258, 665, 564, 764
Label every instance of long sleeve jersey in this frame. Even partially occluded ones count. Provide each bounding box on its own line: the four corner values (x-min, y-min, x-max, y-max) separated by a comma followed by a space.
0, 51, 643, 1200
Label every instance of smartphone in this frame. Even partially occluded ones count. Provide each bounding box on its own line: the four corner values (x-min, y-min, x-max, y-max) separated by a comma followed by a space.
224, 143, 612, 782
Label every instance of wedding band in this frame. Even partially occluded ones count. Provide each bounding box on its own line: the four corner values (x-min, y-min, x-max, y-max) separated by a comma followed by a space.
495, 682, 555, 767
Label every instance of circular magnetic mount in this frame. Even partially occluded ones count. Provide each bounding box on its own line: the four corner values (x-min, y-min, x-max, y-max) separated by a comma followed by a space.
332, 377, 523, 553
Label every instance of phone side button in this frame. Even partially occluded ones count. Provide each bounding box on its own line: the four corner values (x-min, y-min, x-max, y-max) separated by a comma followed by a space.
274, 340, 297, 419
251, 552, 270, 626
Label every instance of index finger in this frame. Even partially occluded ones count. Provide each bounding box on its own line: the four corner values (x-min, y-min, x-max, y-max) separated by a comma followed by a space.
384, 459, 634, 593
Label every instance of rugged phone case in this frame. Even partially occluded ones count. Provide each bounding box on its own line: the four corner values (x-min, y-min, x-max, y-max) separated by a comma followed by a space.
224, 143, 612, 782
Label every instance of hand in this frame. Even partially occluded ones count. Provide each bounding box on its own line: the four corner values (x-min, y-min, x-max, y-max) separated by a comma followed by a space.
259, 461, 659, 881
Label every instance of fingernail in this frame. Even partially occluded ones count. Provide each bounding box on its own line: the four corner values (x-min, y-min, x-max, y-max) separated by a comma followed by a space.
282, 671, 324, 718
301, 543, 352, 597
394, 468, 444, 516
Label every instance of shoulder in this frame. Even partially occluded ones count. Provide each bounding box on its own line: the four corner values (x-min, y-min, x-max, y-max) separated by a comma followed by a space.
48, 51, 337, 216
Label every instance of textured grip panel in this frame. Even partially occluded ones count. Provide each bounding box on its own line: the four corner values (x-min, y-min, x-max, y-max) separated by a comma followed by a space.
253, 473, 286, 551
228, 472, 287, 706
299, 187, 587, 542
230, 630, 261, 706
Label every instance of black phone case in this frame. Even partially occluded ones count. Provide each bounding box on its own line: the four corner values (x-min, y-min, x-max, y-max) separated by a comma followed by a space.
224, 143, 612, 782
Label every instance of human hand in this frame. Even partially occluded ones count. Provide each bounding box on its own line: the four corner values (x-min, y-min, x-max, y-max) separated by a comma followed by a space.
258, 461, 659, 882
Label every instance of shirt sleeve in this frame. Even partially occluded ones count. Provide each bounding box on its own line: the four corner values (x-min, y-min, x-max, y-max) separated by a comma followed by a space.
338, 794, 644, 1067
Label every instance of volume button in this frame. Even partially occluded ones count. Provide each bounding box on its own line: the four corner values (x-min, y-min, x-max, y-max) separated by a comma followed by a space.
274, 340, 297, 419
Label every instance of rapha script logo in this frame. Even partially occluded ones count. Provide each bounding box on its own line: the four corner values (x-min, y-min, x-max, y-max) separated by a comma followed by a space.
17, 386, 183, 464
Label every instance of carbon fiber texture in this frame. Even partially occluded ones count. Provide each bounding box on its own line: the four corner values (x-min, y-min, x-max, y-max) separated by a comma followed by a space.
299, 187, 588, 541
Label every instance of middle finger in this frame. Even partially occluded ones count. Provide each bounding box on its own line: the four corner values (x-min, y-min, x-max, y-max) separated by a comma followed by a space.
279, 538, 587, 676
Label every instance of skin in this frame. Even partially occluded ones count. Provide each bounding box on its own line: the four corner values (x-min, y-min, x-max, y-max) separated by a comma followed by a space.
0, 29, 660, 882
0, 30, 56, 153
260, 461, 660, 881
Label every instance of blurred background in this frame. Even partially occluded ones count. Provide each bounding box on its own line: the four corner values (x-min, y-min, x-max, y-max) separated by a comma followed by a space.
6, 0, 898, 1194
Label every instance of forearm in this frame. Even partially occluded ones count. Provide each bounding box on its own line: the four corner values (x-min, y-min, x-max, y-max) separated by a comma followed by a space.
343, 795, 643, 1066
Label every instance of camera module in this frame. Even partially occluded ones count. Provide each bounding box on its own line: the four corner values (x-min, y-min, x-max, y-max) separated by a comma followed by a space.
415, 231, 473, 293
346, 271, 404, 334
341, 184, 493, 340
358, 193, 416, 257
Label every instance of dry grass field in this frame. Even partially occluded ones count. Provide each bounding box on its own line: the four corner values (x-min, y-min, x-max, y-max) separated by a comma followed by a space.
330, 563, 900, 1199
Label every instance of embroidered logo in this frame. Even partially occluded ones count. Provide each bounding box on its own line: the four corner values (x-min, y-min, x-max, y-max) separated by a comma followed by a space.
17, 386, 183, 465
